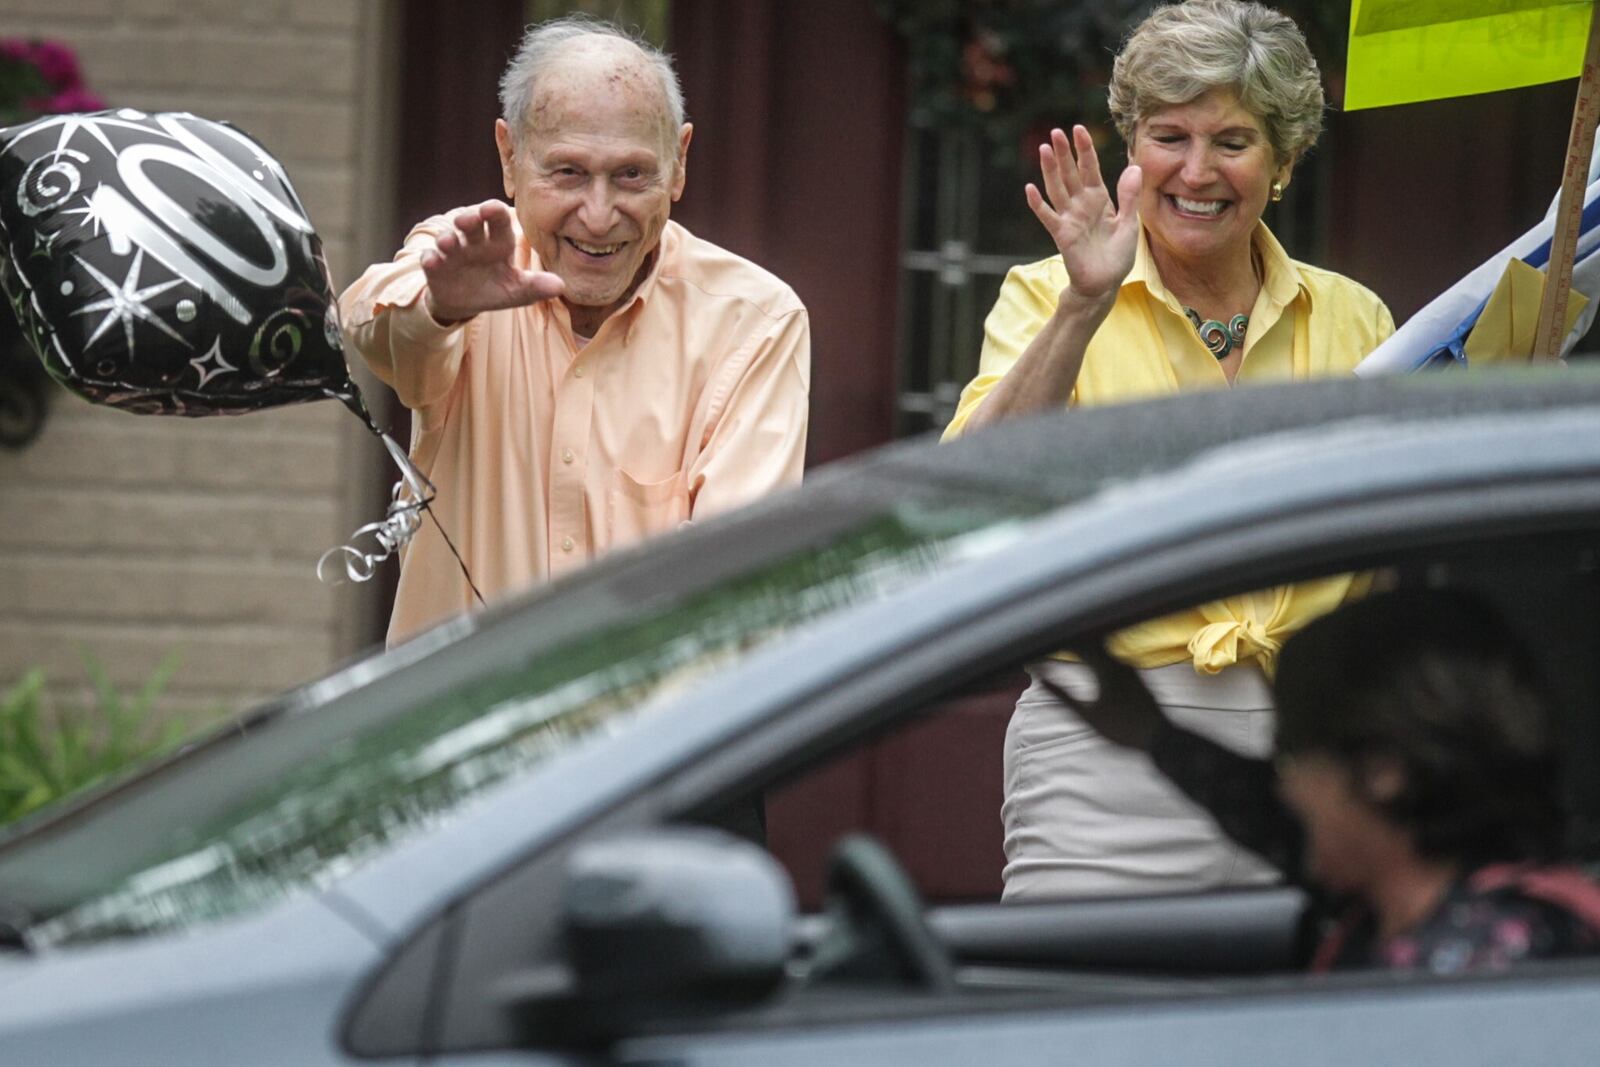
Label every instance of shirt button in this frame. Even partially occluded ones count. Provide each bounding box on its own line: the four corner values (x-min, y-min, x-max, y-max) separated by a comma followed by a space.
561, 536, 575, 553
573, 366, 585, 378
562, 448, 574, 464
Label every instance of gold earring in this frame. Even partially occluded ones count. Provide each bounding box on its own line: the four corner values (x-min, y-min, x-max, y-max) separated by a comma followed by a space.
1270, 180, 1284, 202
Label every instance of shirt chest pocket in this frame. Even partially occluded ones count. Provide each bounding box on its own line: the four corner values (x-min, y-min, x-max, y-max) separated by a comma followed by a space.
608, 467, 689, 546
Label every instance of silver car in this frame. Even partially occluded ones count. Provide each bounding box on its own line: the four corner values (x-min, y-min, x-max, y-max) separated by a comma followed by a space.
3, 371, 1600, 1065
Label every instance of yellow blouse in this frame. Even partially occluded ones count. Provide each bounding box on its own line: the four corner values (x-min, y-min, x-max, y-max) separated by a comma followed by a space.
944, 224, 1395, 673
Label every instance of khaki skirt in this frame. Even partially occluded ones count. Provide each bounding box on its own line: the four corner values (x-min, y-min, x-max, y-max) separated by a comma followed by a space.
1001, 658, 1281, 901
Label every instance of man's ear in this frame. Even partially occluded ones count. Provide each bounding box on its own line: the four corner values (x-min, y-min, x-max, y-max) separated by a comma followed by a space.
671, 122, 693, 202
494, 119, 518, 200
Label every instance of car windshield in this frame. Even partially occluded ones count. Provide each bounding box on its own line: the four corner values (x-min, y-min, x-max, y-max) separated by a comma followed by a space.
0, 482, 1050, 947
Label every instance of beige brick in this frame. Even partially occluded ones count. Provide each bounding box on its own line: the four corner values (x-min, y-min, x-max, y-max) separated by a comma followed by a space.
188, 99, 356, 167
123, 0, 183, 21
71, 31, 197, 92
1, 413, 343, 492
3, 412, 183, 488
186, 0, 292, 23
0, 487, 339, 557
320, 237, 354, 286
3, 0, 121, 18
174, 432, 342, 491
5, 556, 337, 625
0, 561, 20, 613
289, 0, 362, 31
290, 168, 354, 235
186, 36, 356, 97
0, 620, 338, 692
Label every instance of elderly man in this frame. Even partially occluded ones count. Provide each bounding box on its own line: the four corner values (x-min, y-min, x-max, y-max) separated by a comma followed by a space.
341, 17, 811, 644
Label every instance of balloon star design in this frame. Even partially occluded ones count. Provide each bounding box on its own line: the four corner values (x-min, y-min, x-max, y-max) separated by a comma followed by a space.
71, 248, 188, 359
188, 337, 237, 388
250, 146, 287, 183
28, 226, 62, 259
61, 190, 111, 238
1, 113, 120, 161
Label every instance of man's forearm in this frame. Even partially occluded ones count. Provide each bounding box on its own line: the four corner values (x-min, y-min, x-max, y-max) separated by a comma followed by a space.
340, 254, 469, 414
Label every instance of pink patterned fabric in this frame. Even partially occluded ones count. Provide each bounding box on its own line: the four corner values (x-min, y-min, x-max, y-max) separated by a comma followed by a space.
1313, 864, 1600, 974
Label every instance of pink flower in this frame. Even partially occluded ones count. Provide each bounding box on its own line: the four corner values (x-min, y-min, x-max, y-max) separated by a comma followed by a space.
0, 38, 101, 119
26, 40, 83, 90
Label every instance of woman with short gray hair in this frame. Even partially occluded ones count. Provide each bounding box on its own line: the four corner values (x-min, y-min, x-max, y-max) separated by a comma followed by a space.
944, 0, 1396, 902
1107, 0, 1325, 164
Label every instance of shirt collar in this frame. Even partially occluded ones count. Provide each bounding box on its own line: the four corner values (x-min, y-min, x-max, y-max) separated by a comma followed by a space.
610, 220, 676, 342
1253, 223, 1310, 312
1124, 222, 1311, 313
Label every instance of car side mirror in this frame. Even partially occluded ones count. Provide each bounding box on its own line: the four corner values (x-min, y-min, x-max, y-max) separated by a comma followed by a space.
564, 826, 796, 1001
505, 826, 797, 1046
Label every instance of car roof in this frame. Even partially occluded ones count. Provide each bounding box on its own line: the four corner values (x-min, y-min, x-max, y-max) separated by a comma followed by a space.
881, 368, 1600, 502
473, 367, 1600, 622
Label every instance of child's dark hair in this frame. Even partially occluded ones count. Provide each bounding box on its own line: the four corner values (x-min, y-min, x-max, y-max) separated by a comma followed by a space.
1273, 588, 1564, 867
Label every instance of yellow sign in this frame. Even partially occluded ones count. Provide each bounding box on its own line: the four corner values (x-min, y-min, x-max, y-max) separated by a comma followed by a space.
1346, 0, 1594, 110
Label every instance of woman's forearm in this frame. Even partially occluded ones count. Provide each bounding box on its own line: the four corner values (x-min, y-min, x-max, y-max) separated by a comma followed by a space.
962, 287, 1117, 432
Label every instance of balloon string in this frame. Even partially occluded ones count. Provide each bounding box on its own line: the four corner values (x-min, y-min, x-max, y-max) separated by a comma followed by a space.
420, 497, 487, 608
317, 432, 486, 608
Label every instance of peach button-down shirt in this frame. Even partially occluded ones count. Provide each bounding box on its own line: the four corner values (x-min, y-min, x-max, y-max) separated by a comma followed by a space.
340, 216, 811, 645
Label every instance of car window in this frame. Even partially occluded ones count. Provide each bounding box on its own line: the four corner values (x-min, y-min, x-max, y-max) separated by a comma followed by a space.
0, 491, 1048, 948
757, 537, 1600, 955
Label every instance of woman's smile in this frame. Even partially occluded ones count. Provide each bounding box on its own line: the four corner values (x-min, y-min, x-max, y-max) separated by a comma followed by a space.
1166, 195, 1231, 218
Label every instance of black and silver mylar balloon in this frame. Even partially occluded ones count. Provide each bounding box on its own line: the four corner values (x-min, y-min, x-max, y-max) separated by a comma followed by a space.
0, 109, 453, 589
0, 108, 370, 424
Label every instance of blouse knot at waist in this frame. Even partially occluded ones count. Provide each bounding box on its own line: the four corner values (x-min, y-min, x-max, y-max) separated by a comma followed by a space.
1189, 618, 1282, 675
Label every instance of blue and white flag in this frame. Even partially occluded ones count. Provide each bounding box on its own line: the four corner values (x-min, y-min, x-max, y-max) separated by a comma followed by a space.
1355, 141, 1600, 376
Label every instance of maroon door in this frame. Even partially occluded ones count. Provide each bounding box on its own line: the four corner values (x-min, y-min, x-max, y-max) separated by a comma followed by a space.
668, 0, 1019, 905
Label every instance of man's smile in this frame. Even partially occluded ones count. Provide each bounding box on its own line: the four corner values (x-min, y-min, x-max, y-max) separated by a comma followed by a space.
566, 237, 626, 258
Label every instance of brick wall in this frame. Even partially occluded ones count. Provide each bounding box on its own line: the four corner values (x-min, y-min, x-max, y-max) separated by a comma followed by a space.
0, 0, 399, 722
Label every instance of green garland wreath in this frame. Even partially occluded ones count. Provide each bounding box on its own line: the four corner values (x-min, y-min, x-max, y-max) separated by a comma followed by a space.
876, 1, 1350, 160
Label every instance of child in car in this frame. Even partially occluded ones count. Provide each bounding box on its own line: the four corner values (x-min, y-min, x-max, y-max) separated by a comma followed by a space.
1041, 588, 1600, 973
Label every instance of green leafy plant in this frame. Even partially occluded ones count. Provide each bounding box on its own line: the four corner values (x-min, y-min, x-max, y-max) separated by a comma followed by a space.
0, 656, 188, 825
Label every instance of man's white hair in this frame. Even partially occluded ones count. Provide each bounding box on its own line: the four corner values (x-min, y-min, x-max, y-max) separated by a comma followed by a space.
498, 14, 685, 152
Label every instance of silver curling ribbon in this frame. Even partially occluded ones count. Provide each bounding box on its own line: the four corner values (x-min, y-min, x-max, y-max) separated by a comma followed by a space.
317, 432, 434, 585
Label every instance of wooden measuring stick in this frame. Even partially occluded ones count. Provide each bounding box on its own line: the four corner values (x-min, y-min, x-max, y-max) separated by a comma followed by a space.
1535, 1, 1600, 361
